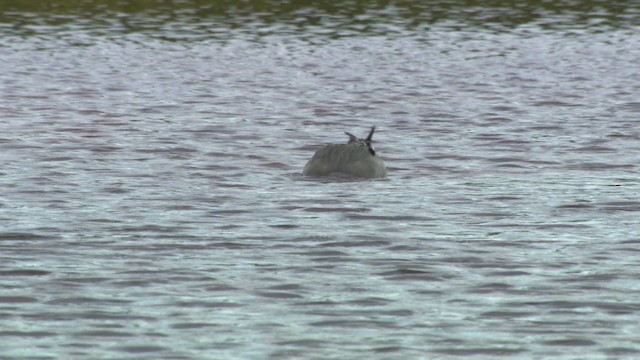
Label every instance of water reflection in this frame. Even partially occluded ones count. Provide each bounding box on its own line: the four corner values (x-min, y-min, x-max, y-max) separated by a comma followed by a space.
1, 0, 638, 40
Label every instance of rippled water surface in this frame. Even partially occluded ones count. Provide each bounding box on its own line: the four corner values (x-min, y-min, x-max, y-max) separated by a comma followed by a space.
2, 2, 640, 359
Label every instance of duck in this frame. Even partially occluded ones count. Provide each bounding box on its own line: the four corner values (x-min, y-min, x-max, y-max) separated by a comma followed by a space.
303, 126, 387, 178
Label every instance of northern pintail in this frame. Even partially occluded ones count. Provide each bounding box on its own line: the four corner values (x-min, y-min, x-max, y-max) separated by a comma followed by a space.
303, 126, 386, 178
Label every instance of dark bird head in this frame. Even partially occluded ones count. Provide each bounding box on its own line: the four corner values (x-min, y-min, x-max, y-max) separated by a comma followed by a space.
344, 126, 377, 156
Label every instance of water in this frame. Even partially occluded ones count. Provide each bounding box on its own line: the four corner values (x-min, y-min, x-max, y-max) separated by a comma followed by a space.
1, 2, 640, 359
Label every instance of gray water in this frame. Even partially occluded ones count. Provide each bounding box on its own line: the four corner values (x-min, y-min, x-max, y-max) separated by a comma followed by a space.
2, 3, 640, 359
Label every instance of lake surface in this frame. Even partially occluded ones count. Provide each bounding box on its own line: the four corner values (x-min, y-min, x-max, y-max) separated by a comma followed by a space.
1, 1, 640, 359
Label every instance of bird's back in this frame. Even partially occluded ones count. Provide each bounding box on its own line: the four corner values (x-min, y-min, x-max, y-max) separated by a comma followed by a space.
303, 143, 386, 178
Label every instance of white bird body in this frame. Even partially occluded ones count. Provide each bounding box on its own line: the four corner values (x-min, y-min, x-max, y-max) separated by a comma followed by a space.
303, 127, 387, 178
